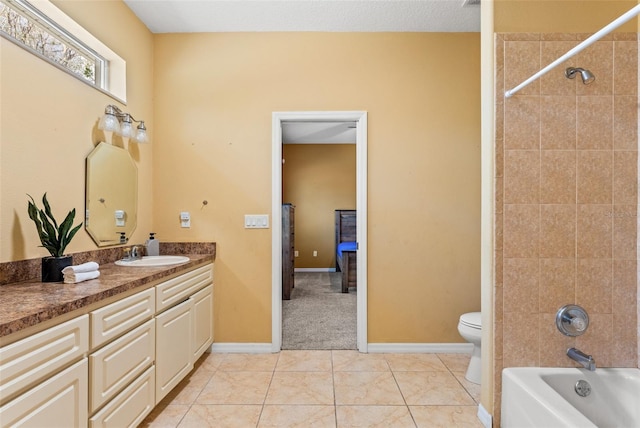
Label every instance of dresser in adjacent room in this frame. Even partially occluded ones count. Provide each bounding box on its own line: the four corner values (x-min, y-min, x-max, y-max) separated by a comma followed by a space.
282, 203, 295, 300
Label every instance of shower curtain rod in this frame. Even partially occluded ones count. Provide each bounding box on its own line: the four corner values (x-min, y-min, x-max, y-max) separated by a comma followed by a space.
504, 4, 640, 98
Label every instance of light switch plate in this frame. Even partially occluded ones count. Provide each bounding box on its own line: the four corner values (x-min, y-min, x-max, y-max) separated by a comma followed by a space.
244, 214, 269, 229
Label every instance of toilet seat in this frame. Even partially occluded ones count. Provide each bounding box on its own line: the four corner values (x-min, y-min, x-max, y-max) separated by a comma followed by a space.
459, 312, 481, 329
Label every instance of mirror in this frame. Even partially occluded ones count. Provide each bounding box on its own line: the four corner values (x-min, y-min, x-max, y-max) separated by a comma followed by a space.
85, 142, 138, 246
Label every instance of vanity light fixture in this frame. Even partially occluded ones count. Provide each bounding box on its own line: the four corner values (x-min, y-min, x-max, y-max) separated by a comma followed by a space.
98, 105, 149, 144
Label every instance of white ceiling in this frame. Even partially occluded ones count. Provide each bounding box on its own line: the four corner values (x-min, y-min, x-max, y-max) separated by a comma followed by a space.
123, 0, 481, 34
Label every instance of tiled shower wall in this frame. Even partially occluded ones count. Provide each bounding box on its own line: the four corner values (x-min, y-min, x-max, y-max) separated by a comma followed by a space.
494, 33, 638, 421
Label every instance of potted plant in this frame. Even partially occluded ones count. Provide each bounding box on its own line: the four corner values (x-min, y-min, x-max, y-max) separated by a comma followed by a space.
27, 193, 83, 282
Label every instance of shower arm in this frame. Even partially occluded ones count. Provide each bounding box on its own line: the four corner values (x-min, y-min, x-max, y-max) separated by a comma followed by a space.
504, 4, 640, 98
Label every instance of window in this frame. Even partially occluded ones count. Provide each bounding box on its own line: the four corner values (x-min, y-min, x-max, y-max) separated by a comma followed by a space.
0, 0, 126, 102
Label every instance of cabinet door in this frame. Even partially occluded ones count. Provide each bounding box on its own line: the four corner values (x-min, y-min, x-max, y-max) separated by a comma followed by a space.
0, 359, 88, 428
192, 284, 213, 361
155, 299, 193, 404
90, 288, 155, 350
89, 319, 155, 412
0, 315, 88, 405
89, 366, 155, 428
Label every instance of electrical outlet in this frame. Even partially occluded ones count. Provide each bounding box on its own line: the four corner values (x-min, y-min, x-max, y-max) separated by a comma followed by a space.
313, 250, 317, 257
294, 251, 299, 257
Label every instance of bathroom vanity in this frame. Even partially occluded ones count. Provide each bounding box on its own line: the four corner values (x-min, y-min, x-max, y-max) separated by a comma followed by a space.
0, 255, 214, 427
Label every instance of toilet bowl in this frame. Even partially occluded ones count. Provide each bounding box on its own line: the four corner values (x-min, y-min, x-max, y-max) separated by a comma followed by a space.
458, 312, 482, 384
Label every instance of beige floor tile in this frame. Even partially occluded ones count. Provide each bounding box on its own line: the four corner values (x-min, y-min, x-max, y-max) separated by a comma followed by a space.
394, 371, 476, 406
384, 353, 448, 371
181, 367, 216, 390
265, 372, 334, 405
332, 350, 390, 372
163, 384, 203, 405
177, 404, 262, 428
196, 352, 226, 371
453, 371, 482, 403
258, 405, 336, 427
334, 371, 405, 405
410, 405, 483, 428
140, 404, 189, 427
196, 371, 273, 404
276, 350, 333, 371
217, 353, 279, 371
336, 406, 416, 427
437, 353, 472, 372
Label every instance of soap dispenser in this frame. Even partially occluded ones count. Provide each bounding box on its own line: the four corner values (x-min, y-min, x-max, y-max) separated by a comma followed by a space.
145, 232, 159, 256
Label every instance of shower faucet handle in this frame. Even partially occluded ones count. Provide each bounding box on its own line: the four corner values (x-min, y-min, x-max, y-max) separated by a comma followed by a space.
556, 305, 589, 337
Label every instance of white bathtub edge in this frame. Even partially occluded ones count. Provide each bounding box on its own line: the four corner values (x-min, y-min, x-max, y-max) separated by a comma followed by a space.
477, 403, 492, 428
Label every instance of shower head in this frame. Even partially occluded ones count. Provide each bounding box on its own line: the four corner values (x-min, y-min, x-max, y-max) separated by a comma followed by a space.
565, 67, 595, 84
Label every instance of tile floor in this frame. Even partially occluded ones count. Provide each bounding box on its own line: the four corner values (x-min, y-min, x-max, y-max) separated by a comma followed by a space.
141, 350, 483, 427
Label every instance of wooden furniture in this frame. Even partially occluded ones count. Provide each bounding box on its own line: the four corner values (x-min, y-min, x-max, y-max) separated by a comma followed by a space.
0, 261, 214, 427
335, 209, 357, 293
282, 203, 295, 300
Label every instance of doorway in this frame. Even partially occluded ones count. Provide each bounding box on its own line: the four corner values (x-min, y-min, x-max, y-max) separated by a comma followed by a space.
271, 111, 368, 353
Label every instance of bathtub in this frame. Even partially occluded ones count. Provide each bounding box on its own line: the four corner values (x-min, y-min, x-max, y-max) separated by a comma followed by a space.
501, 367, 640, 428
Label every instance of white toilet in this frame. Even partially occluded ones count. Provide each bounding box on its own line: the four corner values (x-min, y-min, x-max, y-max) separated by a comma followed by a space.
457, 312, 482, 384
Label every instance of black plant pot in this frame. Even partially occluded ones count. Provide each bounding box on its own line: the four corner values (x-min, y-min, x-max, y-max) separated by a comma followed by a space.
42, 255, 72, 282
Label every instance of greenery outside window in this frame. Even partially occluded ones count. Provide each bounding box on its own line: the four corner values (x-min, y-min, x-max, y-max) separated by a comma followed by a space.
0, 0, 127, 102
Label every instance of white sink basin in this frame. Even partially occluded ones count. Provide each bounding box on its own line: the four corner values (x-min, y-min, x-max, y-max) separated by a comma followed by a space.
115, 255, 190, 267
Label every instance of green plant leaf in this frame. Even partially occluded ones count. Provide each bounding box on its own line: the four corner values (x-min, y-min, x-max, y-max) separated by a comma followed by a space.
26, 193, 81, 258
41, 193, 59, 229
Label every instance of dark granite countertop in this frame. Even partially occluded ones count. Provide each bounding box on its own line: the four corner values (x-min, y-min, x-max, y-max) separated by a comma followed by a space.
0, 254, 214, 339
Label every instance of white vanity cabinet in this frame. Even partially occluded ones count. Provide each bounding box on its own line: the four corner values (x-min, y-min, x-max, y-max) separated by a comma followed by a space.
0, 260, 214, 427
155, 264, 213, 404
0, 315, 89, 427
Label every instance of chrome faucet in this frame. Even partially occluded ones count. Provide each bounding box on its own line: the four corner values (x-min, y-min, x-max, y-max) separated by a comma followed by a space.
122, 245, 143, 261
567, 347, 596, 371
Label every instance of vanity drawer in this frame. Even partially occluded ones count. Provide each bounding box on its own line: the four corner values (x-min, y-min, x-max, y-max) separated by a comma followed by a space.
89, 319, 155, 412
89, 365, 155, 428
0, 315, 88, 405
156, 264, 212, 313
90, 288, 155, 349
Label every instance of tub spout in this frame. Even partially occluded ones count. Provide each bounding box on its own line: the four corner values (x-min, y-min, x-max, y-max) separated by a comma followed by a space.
567, 347, 596, 371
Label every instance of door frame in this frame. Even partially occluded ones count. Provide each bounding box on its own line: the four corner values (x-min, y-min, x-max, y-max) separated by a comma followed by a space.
271, 111, 368, 352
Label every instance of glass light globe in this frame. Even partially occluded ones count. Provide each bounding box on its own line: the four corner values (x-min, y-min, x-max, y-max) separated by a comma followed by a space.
119, 120, 134, 138
98, 113, 120, 133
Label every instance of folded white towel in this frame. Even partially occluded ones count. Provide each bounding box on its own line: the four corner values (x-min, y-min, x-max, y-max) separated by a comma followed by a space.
62, 261, 99, 274
64, 270, 100, 284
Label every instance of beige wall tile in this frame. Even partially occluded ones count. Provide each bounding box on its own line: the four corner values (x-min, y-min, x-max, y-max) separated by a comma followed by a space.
577, 96, 613, 150
503, 311, 540, 367
576, 258, 613, 314
614, 41, 638, 95
574, 41, 613, 96
505, 97, 541, 149
613, 151, 638, 205
504, 41, 541, 96
539, 258, 576, 313
540, 204, 576, 258
541, 96, 577, 150
504, 204, 540, 258
538, 313, 576, 367
540, 150, 576, 203
541, 42, 579, 96
503, 258, 539, 313
577, 151, 613, 204
577, 204, 613, 259
613, 205, 638, 260
576, 313, 613, 367
504, 150, 540, 204
614, 96, 638, 150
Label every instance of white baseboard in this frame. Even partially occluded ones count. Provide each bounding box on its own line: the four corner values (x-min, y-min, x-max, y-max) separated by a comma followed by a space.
477, 403, 492, 428
367, 343, 473, 353
294, 268, 336, 272
210, 343, 274, 353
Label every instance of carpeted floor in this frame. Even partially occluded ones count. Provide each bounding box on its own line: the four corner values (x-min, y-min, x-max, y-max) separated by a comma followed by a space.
282, 272, 357, 350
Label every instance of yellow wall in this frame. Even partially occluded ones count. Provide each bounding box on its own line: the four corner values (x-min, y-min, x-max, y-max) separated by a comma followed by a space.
153, 33, 482, 343
0, 0, 154, 262
495, 0, 637, 33
283, 144, 356, 269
